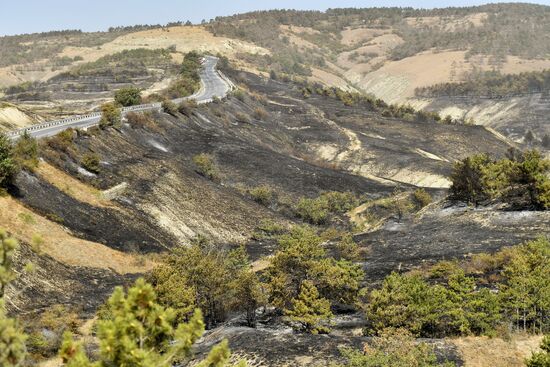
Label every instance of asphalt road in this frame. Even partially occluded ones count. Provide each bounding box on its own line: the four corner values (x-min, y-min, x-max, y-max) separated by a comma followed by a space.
7, 56, 232, 140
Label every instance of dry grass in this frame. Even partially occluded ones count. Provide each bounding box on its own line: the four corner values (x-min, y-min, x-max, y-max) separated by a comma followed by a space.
0, 196, 154, 274
60, 26, 268, 66
34, 161, 114, 208
452, 334, 543, 367
340, 27, 391, 46
0, 104, 36, 131
355, 49, 550, 104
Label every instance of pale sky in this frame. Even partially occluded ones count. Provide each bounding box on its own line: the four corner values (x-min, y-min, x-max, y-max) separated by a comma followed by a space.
1, 0, 549, 36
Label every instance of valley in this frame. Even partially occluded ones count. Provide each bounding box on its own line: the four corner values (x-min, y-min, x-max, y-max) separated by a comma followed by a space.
0, 3, 549, 367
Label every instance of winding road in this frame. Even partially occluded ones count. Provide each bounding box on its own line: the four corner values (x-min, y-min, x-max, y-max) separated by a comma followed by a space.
7, 56, 233, 140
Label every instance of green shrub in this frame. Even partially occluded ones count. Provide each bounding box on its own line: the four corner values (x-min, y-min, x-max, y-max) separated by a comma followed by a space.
296, 197, 329, 225
178, 99, 197, 116
337, 328, 456, 367
413, 188, 432, 209
321, 191, 357, 212
253, 107, 268, 120
249, 185, 273, 205
335, 233, 362, 261
45, 128, 75, 152
114, 86, 142, 106
99, 102, 121, 129
235, 112, 251, 123
192, 153, 219, 181
12, 131, 39, 170
0, 133, 18, 188
295, 191, 358, 225
27, 304, 82, 359
232, 89, 246, 102
80, 153, 101, 174
18, 212, 35, 225
253, 219, 286, 239
161, 99, 178, 115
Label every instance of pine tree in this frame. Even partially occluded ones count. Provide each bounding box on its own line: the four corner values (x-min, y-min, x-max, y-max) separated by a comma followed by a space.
285, 280, 332, 334
60, 278, 235, 367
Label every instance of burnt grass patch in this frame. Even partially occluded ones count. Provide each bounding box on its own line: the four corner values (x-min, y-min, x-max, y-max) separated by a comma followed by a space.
7, 243, 136, 315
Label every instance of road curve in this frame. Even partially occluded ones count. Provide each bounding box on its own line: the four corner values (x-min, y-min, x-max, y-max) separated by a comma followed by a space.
7, 56, 233, 140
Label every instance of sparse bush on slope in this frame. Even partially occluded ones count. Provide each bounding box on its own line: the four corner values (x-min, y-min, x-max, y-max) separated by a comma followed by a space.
192, 153, 220, 181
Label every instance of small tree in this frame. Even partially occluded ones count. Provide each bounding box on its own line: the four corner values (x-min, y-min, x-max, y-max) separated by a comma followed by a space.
285, 280, 332, 334
99, 103, 121, 129
114, 87, 142, 107
80, 153, 101, 174
449, 154, 492, 205
60, 278, 233, 367
232, 270, 265, 328
0, 133, 18, 189
385, 190, 413, 222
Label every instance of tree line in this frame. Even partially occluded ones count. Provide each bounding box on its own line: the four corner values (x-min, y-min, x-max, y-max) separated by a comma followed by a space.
415, 69, 550, 99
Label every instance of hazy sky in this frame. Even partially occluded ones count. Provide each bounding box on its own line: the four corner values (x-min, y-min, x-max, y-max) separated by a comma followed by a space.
2, 0, 549, 36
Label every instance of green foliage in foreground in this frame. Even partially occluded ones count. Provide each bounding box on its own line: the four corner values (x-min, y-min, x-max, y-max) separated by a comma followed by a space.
60, 278, 235, 367
450, 150, 550, 209
337, 328, 455, 367
0, 229, 27, 367
526, 335, 550, 367
0, 229, 19, 298
151, 237, 263, 328
0, 301, 27, 367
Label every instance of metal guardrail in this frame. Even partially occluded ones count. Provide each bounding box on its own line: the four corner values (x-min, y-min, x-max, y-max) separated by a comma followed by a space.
7, 57, 229, 140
